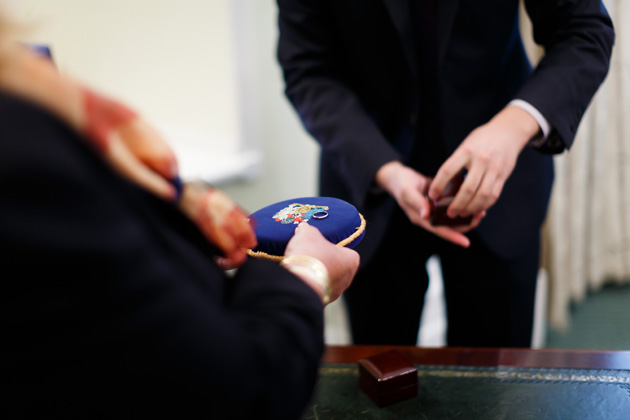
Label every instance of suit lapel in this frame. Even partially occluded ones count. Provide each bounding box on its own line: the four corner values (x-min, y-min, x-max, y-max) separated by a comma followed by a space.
382, 0, 418, 83
437, 0, 459, 71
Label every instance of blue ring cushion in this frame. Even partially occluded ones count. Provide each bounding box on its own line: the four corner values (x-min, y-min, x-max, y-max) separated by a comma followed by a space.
249, 197, 365, 258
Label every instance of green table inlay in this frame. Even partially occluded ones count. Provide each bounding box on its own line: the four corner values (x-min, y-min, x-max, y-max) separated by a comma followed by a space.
302, 364, 630, 420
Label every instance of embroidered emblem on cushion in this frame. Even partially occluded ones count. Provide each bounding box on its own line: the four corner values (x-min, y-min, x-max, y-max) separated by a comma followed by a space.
273, 203, 330, 224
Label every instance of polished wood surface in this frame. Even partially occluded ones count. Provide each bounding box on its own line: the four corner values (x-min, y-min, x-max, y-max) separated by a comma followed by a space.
324, 345, 630, 370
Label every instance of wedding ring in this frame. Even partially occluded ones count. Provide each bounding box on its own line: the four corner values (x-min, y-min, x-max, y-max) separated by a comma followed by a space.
313, 211, 328, 219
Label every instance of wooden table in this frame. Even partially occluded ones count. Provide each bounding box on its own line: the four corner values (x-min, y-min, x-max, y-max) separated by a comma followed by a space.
324, 345, 630, 370
301, 346, 630, 419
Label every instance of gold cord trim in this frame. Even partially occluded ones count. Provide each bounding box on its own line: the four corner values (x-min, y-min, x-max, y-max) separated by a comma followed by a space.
335, 212, 366, 247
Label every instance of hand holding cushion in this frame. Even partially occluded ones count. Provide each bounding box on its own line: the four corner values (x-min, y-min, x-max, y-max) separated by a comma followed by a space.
284, 221, 360, 304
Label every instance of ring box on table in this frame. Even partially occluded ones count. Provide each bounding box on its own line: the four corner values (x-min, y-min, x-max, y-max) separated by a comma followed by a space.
358, 350, 418, 407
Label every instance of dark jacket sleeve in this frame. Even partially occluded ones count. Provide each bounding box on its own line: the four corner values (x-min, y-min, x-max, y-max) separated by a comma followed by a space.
277, 0, 403, 207
517, 0, 614, 151
0, 92, 323, 420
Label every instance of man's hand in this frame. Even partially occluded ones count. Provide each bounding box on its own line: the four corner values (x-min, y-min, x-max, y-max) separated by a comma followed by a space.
375, 161, 484, 248
428, 106, 540, 218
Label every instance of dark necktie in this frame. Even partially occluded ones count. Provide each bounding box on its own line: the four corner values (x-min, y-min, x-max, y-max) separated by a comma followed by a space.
410, 0, 444, 175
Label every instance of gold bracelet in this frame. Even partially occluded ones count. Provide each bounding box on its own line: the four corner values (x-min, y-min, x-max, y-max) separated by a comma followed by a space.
281, 255, 331, 305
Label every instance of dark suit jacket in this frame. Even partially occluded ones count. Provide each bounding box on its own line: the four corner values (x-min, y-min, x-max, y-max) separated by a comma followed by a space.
0, 92, 323, 419
277, 0, 614, 259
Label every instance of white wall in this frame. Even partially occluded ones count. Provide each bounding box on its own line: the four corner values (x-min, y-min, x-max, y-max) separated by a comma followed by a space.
3, 0, 257, 180
221, 1, 319, 213
2, 0, 319, 212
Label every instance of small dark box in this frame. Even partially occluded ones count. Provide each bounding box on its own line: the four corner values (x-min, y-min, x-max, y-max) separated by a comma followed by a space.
427, 172, 472, 226
358, 350, 418, 407
428, 197, 473, 226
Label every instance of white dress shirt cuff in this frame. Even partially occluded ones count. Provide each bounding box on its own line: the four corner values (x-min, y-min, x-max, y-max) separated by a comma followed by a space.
509, 99, 551, 147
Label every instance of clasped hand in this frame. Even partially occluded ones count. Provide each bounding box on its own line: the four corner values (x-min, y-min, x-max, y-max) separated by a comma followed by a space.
377, 106, 538, 247
376, 161, 483, 248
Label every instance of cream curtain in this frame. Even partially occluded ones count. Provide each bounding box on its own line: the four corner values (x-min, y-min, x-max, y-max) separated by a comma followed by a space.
537, 0, 630, 331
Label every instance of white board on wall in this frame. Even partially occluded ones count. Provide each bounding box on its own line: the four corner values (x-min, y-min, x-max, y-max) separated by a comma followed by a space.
3, 0, 260, 182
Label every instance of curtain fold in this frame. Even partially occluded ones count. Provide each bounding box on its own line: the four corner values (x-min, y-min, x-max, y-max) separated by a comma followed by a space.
541, 0, 630, 331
